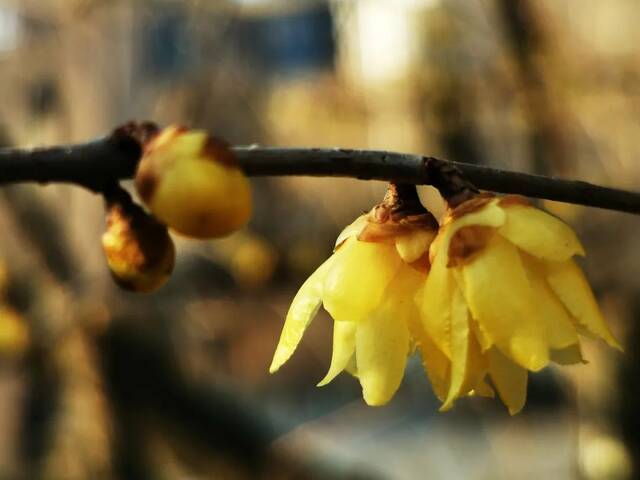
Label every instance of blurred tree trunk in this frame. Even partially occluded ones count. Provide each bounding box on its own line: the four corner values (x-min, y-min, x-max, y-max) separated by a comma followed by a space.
495, 0, 572, 176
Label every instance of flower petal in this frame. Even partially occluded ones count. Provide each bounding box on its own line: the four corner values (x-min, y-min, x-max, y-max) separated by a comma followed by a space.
356, 315, 410, 406
345, 354, 358, 377
489, 348, 528, 415
395, 229, 436, 264
461, 330, 489, 396
498, 204, 584, 261
440, 288, 472, 411
418, 334, 451, 402
472, 378, 495, 398
270, 255, 336, 373
323, 239, 401, 323
335, 214, 369, 250
407, 301, 450, 402
317, 321, 357, 386
355, 267, 414, 406
545, 260, 622, 351
462, 235, 550, 371
419, 247, 454, 357
521, 254, 579, 350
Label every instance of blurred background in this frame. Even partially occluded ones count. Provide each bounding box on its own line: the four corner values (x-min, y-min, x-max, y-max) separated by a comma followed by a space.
0, 0, 637, 478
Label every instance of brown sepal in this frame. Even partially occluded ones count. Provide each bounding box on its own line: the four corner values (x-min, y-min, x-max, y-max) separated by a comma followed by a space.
202, 136, 238, 168
448, 193, 495, 221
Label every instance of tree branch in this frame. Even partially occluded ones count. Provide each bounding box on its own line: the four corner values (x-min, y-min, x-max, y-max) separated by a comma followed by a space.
0, 137, 639, 214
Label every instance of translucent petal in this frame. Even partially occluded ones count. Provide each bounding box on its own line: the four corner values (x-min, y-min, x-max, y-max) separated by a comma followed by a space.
489, 348, 528, 415
323, 239, 401, 323
356, 317, 410, 406
345, 354, 358, 377
521, 255, 579, 350
545, 260, 622, 350
469, 315, 493, 352
395, 229, 436, 264
408, 302, 450, 402
498, 204, 585, 261
472, 378, 495, 398
356, 270, 413, 406
418, 334, 451, 402
461, 329, 489, 396
462, 235, 549, 371
419, 247, 454, 357
335, 214, 369, 250
440, 288, 472, 411
318, 321, 357, 386
270, 255, 336, 373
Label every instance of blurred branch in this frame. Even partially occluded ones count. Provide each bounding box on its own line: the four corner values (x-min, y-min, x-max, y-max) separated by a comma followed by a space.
0, 135, 639, 214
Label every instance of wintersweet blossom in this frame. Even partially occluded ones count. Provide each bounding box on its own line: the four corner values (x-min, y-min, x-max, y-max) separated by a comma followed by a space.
269, 197, 439, 406
270, 188, 621, 414
419, 194, 622, 414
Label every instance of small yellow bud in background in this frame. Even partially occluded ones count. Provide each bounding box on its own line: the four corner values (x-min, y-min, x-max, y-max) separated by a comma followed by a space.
134, 126, 252, 239
0, 306, 29, 357
230, 234, 278, 290
102, 197, 175, 293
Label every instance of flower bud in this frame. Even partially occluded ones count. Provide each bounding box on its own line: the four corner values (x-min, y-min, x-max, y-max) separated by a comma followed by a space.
134, 126, 252, 239
0, 306, 29, 357
102, 197, 175, 292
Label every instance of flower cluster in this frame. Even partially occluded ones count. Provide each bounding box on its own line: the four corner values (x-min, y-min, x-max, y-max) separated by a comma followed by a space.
270, 190, 621, 414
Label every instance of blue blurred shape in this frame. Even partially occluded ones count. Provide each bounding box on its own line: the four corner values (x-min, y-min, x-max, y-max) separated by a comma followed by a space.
142, 10, 193, 78
241, 3, 335, 76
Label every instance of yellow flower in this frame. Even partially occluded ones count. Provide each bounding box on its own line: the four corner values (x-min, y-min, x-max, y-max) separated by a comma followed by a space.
270, 203, 438, 406
134, 125, 252, 239
419, 195, 622, 414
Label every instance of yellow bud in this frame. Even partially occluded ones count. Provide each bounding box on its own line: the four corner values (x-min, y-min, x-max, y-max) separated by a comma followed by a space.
134, 126, 252, 238
102, 198, 175, 292
0, 306, 29, 356
230, 235, 278, 289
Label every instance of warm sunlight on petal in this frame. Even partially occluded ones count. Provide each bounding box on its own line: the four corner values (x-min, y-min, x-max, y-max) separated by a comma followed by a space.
499, 204, 585, 261
323, 239, 401, 322
546, 260, 622, 351
270, 255, 336, 373
462, 235, 549, 371
489, 348, 528, 415
318, 321, 357, 386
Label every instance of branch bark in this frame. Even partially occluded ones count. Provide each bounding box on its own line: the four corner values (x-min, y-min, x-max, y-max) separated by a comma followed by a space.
0, 138, 639, 215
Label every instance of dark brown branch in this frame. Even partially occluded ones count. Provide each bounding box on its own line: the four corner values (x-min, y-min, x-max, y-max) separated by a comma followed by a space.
235, 148, 640, 214
0, 136, 141, 192
0, 139, 639, 215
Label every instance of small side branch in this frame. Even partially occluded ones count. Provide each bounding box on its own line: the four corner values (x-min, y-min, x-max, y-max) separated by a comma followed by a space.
0, 138, 638, 215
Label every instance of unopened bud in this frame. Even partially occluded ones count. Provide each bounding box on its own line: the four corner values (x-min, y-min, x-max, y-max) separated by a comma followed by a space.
134, 126, 252, 239
0, 306, 29, 357
102, 196, 175, 292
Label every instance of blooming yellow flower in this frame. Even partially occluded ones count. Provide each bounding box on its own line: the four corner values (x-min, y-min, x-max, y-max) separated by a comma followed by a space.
419, 194, 622, 414
270, 200, 438, 406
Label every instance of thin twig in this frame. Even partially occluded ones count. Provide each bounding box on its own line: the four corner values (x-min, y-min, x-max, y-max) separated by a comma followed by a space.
0, 138, 638, 214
